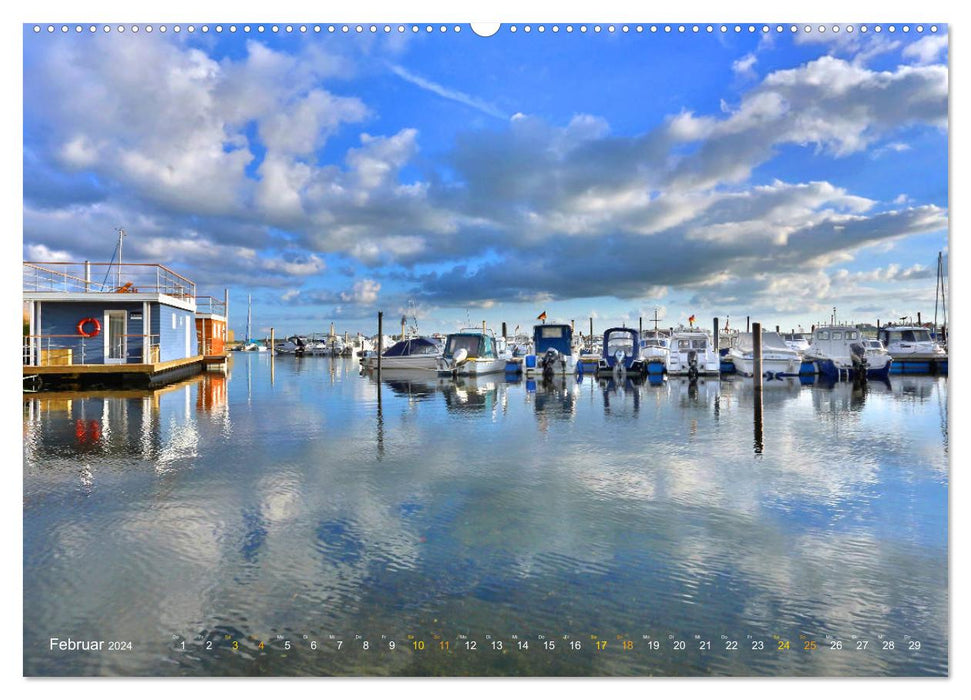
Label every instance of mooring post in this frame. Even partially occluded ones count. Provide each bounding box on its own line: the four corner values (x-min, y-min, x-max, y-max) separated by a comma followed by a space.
502, 322, 507, 339
590, 317, 594, 341
752, 322, 763, 384
270, 327, 275, 356
753, 321, 764, 453
713, 318, 719, 354
639, 316, 643, 336
377, 311, 383, 377
746, 316, 751, 333
917, 311, 922, 326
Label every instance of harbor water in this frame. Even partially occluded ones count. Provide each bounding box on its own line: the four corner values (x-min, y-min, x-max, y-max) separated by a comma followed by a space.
23, 354, 948, 676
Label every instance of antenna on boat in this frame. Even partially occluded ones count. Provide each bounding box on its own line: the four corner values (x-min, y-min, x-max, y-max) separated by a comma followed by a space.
650, 307, 663, 331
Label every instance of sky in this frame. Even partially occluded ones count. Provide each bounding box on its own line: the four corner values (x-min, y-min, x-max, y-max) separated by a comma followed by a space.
22, 21, 949, 339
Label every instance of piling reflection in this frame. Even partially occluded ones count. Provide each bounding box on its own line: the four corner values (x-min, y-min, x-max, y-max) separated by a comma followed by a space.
23, 354, 948, 677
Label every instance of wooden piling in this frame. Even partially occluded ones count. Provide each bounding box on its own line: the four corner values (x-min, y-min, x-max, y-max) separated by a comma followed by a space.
713, 318, 719, 354
377, 312, 383, 376
639, 316, 643, 335
746, 316, 751, 333
502, 322, 507, 339
270, 327, 275, 356
752, 321, 763, 453
752, 322, 763, 387
590, 317, 594, 340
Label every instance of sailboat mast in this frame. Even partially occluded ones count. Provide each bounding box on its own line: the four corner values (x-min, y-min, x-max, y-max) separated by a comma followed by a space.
247, 294, 252, 342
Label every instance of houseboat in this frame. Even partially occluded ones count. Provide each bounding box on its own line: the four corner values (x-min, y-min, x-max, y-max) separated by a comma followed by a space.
24, 260, 224, 389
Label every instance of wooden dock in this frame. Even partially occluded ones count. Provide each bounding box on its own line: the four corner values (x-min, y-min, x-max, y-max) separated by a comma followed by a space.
23, 355, 209, 390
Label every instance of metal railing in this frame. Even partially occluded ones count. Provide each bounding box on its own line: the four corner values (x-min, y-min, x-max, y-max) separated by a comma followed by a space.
23, 333, 162, 366
24, 262, 196, 299
194, 296, 227, 316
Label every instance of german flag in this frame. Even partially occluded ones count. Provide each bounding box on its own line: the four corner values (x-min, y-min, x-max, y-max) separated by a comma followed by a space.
688, 315, 696, 325
537, 311, 547, 321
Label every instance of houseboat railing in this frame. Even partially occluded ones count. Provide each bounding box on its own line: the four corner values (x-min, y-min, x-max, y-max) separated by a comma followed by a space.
24, 262, 196, 299
194, 296, 227, 317
23, 333, 163, 367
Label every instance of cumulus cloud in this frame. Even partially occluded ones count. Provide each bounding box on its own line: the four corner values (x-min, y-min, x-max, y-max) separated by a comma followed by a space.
23, 31, 948, 320
732, 53, 757, 79
902, 35, 948, 65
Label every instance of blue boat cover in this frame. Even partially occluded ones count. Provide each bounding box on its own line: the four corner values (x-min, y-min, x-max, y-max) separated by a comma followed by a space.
383, 337, 439, 357
533, 324, 573, 355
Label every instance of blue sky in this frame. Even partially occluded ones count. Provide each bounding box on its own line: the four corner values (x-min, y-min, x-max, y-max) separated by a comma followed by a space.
22, 22, 949, 338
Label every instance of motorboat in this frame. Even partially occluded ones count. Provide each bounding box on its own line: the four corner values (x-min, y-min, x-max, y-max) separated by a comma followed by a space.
437, 330, 507, 377
364, 336, 442, 371
666, 327, 720, 377
781, 331, 812, 354
597, 327, 646, 375
522, 323, 579, 378
639, 330, 670, 375
877, 325, 947, 363
724, 330, 802, 378
804, 325, 892, 381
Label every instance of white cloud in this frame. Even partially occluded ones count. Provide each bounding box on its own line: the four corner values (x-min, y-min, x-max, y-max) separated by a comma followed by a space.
340, 278, 381, 304
732, 53, 757, 79
902, 35, 948, 65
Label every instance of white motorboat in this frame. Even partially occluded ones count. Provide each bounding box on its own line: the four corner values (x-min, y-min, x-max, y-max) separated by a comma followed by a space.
666, 327, 720, 377
639, 330, 670, 375
725, 331, 802, 378
438, 330, 507, 377
804, 325, 892, 381
365, 336, 442, 371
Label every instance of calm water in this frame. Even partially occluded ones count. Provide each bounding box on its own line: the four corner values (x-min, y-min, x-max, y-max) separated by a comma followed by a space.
23, 354, 948, 676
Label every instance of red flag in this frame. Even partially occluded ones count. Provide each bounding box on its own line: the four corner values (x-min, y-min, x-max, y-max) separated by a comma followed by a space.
688, 315, 696, 325
537, 311, 547, 321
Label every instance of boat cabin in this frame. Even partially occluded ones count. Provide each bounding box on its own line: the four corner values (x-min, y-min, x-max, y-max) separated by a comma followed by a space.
533, 324, 573, 356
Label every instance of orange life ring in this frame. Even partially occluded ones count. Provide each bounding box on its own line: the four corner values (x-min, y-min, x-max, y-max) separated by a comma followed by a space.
77, 317, 101, 338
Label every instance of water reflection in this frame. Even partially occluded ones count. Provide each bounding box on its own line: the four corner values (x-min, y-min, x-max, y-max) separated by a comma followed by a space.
23, 356, 948, 677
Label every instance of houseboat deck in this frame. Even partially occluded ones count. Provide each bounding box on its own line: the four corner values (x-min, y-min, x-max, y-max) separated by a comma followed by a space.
23, 355, 206, 390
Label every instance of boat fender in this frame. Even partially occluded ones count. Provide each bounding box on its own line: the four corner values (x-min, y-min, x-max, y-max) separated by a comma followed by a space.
453, 348, 469, 366
77, 317, 101, 338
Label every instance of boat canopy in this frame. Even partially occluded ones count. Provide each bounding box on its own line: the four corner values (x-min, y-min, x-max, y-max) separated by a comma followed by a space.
383, 337, 440, 357
735, 331, 792, 353
533, 324, 573, 355
602, 328, 638, 357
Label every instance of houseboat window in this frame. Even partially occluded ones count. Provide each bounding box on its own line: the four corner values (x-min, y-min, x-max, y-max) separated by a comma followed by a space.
540, 327, 564, 338
832, 331, 843, 340
902, 330, 916, 342
692, 339, 707, 349
847, 331, 858, 340
914, 330, 932, 342
816, 331, 830, 340
887, 331, 903, 342
678, 339, 691, 350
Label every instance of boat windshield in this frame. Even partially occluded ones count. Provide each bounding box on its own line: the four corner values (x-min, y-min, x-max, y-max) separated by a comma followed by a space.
446, 335, 488, 357
606, 335, 634, 355
887, 329, 933, 343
